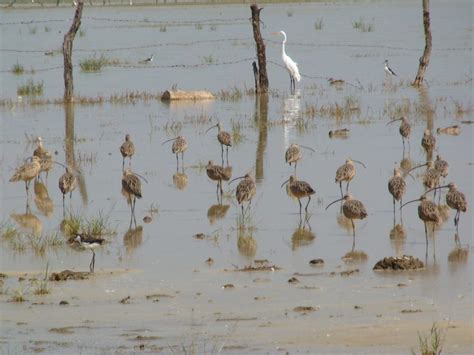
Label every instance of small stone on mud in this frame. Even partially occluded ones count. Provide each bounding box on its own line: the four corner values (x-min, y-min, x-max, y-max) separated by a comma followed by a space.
401, 309, 422, 313
288, 277, 299, 284
222, 284, 234, 289
309, 259, 324, 266
340, 269, 359, 276
49, 270, 89, 281
143, 216, 152, 223
293, 306, 318, 314
193, 233, 205, 240
373, 255, 424, 271
120, 296, 131, 304
59, 300, 69, 306
397, 283, 407, 287
206, 257, 214, 265
354, 305, 362, 309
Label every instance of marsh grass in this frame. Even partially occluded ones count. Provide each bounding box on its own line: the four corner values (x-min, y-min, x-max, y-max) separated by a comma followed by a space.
286, 9, 294, 17
352, 17, 374, 32
79, 55, 125, 72
210, 25, 217, 31
314, 18, 324, 30
33, 262, 50, 295
29, 232, 64, 256
28, 26, 37, 35
411, 322, 446, 355
11, 62, 24, 75
10, 288, 26, 302
163, 120, 183, 136
159, 25, 167, 32
44, 26, 51, 33
195, 23, 203, 30
202, 54, 215, 64
218, 87, 243, 101
231, 120, 244, 146
79, 29, 86, 37
62, 211, 116, 237
17, 79, 44, 96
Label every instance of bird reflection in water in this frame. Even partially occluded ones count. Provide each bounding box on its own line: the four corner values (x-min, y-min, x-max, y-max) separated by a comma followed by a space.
291, 215, 315, 251
172, 169, 188, 191
10, 202, 43, 237
207, 204, 230, 225
237, 229, 257, 259
389, 222, 406, 256
448, 235, 469, 264
123, 225, 143, 255
34, 181, 54, 218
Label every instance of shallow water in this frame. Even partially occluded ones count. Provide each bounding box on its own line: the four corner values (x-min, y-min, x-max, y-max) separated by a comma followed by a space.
1, 1, 473, 353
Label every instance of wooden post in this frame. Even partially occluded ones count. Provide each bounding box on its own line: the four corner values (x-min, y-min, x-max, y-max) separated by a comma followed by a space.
252, 61, 260, 94
250, 4, 269, 94
63, 1, 84, 103
413, 0, 432, 86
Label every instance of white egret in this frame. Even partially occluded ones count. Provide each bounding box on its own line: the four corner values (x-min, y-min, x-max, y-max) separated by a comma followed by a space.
273, 31, 301, 93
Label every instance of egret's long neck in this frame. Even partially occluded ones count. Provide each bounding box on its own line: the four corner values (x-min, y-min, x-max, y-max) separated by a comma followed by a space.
281, 35, 287, 57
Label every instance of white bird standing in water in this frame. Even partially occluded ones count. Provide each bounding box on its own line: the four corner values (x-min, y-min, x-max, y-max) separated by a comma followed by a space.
273, 30, 301, 94
384, 59, 397, 77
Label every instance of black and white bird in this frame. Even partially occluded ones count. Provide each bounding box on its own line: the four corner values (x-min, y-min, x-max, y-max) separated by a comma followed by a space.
384, 59, 397, 77
139, 54, 153, 64
74, 234, 104, 273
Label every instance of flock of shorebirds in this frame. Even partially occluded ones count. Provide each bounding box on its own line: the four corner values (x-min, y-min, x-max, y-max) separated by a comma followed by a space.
8, 115, 468, 270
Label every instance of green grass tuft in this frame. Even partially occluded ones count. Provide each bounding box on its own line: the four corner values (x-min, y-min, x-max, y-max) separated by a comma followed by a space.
11, 62, 24, 75
17, 79, 43, 96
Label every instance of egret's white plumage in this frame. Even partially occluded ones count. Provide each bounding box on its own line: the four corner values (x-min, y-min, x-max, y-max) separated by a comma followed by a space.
274, 31, 301, 93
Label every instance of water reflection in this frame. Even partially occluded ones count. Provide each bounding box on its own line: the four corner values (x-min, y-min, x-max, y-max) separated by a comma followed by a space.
207, 204, 230, 225
10, 206, 42, 237
291, 216, 315, 250
342, 249, 368, 263
172, 170, 188, 190
400, 155, 413, 176
389, 222, 406, 256
436, 204, 450, 227
237, 230, 257, 259
34, 181, 54, 218
64, 103, 88, 206
254, 94, 268, 183
417, 86, 435, 162
123, 225, 144, 255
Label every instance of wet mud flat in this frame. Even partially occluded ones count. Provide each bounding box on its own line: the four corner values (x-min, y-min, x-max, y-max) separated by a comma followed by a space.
1, 0, 473, 353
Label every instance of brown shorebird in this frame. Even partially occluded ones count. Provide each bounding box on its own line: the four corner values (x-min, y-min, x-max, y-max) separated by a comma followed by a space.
120, 134, 135, 170
410, 161, 441, 197
59, 166, 77, 213
437, 125, 460, 136
73, 234, 105, 273
434, 154, 449, 179
163, 136, 188, 171
328, 128, 350, 139
326, 194, 367, 242
33, 137, 53, 180
387, 116, 411, 152
388, 167, 406, 221
122, 169, 146, 226
206, 123, 232, 165
229, 173, 256, 217
425, 183, 467, 232
421, 129, 436, 154
281, 175, 315, 215
285, 143, 315, 173
10, 156, 42, 196
335, 158, 366, 198
401, 195, 440, 259
206, 160, 230, 202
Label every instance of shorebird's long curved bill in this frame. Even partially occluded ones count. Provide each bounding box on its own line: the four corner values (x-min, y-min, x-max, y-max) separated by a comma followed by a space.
386, 118, 402, 126
280, 178, 290, 188
408, 163, 427, 174
353, 160, 367, 168
134, 172, 149, 184
405, 172, 416, 181
325, 197, 344, 210
161, 138, 177, 146
424, 185, 449, 196
300, 145, 315, 152
400, 198, 421, 210
205, 124, 218, 134
229, 176, 244, 185
51, 161, 67, 169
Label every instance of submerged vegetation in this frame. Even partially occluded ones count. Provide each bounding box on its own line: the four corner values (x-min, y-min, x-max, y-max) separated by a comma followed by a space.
79, 55, 125, 72
17, 79, 44, 96
352, 17, 374, 32
11, 62, 24, 75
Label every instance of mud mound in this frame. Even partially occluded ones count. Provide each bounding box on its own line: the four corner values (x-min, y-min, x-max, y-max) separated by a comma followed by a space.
49, 270, 89, 281
373, 255, 424, 271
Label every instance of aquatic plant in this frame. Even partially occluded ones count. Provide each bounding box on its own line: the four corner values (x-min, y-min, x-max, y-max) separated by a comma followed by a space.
11, 62, 24, 75
352, 17, 374, 32
17, 79, 44, 96
231, 120, 244, 146
314, 18, 324, 30
33, 262, 50, 295
411, 322, 446, 355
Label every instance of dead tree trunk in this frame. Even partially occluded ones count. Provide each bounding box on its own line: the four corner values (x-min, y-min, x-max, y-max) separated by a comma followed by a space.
413, 0, 432, 86
250, 4, 269, 94
63, 1, 84, 102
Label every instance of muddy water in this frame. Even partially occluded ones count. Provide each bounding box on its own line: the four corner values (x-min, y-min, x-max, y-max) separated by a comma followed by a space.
1, 1, 473, 353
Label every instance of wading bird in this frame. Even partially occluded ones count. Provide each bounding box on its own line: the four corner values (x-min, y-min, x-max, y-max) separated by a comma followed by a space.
434, 154, 449, 180
206, 161, 230, 203
384, 59, 397, 77
401, 195, 440, 259
58, 166, 77, 213
74, 234, 104, 273
139, 54, 153, 64
387, 116, 411, 152
273, 30, 301, 94
229, 174, 256, 218
335, 158, 366, 199
162, 136, 188, 171
409, 161, 441, 197
326, 194, 367, 242
285, 143, 315, 173
120, 134, 135, 170
10, 156, 42, 196
281, 175, 315, 215
425, 183, 467, 232
421, 129, 436, 155
121, 169, 146, 226
388, 167, 406, 222
206, 123, 232, 165
328, 129, 350, 139
33, 137, 53, 180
